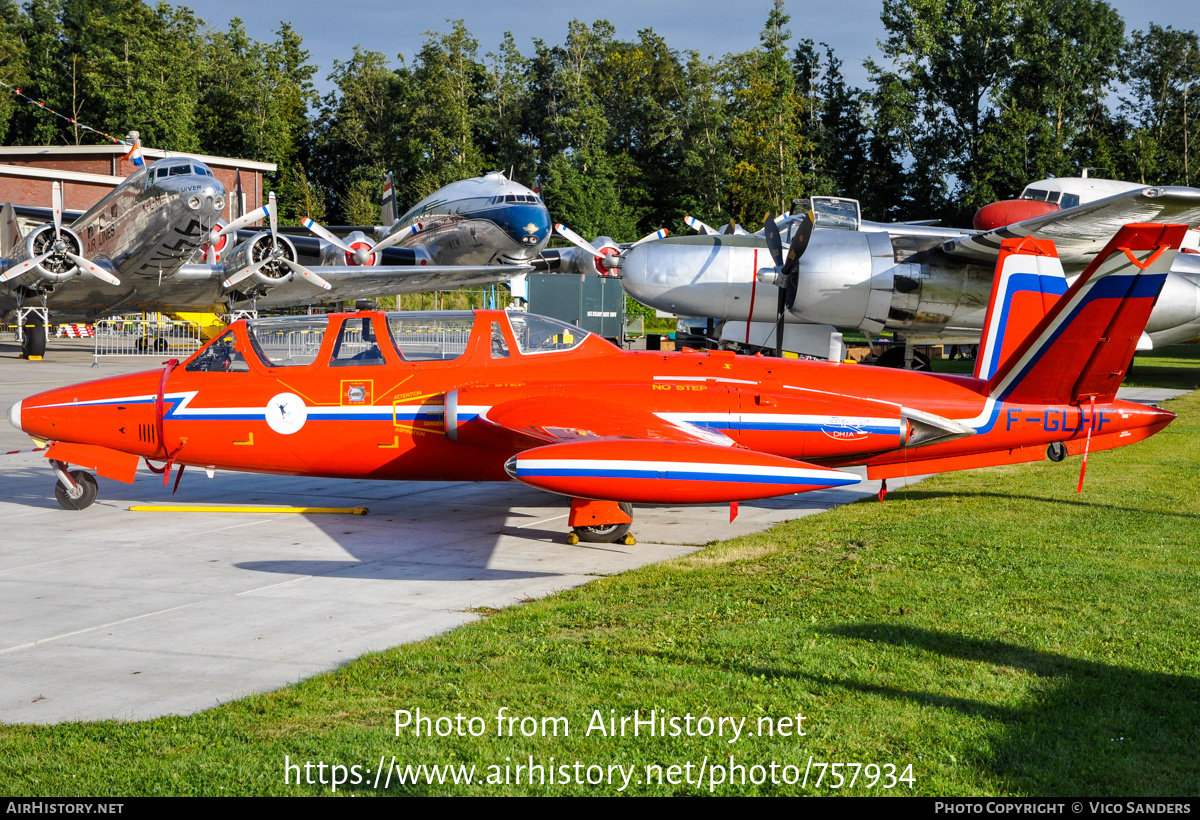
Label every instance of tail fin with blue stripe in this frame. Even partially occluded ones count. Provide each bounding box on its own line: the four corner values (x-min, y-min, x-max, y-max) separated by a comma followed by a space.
984, 223, 1187, 406
974, 236, 1067, 380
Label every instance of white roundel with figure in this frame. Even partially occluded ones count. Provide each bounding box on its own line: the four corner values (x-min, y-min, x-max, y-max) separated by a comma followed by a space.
265, 392, 308, 435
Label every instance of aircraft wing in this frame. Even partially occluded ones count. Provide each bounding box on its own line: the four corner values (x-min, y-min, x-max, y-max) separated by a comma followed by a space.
294, 263, 532, 297
944, 186, 1200, 266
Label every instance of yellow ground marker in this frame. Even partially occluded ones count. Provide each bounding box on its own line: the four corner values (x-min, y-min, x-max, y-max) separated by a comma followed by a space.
129, 505, 368, 515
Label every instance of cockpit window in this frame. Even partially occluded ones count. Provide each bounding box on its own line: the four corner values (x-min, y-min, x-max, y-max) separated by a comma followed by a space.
185, 329, 249, 372
156, 167, 169, 179
1023, 188, 1049, 201
385, 312, 474, 361
244, 316, 329, 366
330, 317, 385, 366
168, 165, 190, 176
507, 314, 589, 354
1061, 193, 1080, 208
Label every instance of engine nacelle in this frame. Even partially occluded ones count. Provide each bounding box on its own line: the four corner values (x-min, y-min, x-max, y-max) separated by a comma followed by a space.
314, 230, 380, 267
221, 232, 301, 294
787, 230, 895, 332
6, 224, 87, 289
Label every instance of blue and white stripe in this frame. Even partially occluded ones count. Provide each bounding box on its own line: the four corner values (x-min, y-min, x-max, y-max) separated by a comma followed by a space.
514, 457, 861, 487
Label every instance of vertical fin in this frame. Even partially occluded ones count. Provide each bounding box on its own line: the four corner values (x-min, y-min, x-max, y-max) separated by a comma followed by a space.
380, 171, 397, 227
985, 223, 1187, 406
1, 202, 23, 260
974, 236, 1067, 380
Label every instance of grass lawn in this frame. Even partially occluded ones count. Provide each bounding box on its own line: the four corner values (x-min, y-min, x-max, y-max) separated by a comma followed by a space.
2, 354, 1198, 796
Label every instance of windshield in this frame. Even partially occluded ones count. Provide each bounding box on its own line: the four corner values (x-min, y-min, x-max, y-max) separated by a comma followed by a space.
507, 314, 589, 354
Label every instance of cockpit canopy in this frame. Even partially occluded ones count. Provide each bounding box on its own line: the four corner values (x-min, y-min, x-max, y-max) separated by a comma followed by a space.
184, 311, 592, 372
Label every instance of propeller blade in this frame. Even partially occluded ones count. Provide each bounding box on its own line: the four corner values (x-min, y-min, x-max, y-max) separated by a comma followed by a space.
630, 228, 669, 247
370, 223, 421, 254
554, 223, 602, 257
206, 243, 217, 265
762, 213, 785, 271
280, 258, 332, 291
222, 257, 272, 289
64, 253, 120, 286
215, 203, 271, 239
52, 181, 63, 239
0, 251, 53, 283
301, 217, 354, 253
781, 209, 815, 279
684, 216, 716, 235
267, 192, 278, 249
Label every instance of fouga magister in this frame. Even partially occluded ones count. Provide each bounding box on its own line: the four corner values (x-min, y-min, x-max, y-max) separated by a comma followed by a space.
6, 224, 1186, 544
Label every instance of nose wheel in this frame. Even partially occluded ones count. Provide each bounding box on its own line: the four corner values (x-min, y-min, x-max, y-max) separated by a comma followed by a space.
53, 469, 98, 510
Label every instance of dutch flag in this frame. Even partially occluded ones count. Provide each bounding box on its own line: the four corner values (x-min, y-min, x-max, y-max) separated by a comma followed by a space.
122, 138, 144, 168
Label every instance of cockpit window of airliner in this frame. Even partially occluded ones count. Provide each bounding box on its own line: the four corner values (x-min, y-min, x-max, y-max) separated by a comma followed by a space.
507, 314, 588, 354
244, 317, 329, 367
385, 312, 474, 361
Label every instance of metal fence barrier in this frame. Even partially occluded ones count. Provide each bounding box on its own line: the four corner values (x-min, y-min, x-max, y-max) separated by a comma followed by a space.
92, 317, 202, 365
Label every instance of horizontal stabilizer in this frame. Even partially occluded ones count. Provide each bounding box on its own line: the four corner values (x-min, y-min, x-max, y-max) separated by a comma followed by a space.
974, 236, 1067, 380
505, 438, 860, 504
986, 223, 1187, 406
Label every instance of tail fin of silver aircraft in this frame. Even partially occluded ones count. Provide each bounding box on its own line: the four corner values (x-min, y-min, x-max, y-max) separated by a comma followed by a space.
984, 223, 1187, 406
973, 236, 1068, 381
2, 202, 24, 260
380, 171, 397, 226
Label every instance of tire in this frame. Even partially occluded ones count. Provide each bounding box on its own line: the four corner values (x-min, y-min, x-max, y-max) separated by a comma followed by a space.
54, 470, 98, 510
154, 337, 168, 352
21, 315, 47, 358
573, 502, 634, 543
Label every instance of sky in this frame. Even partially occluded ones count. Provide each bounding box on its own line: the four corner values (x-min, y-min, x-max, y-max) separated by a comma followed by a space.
173, 0, 1198, 96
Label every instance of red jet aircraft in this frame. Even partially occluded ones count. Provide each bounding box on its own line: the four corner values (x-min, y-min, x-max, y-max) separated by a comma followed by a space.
7, 224, 1185, 544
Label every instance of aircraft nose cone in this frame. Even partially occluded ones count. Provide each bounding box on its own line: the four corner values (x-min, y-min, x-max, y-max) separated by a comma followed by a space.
7, 399, 21, 432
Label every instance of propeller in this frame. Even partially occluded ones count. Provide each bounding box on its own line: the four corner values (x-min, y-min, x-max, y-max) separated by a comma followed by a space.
684, 216, 718, 235
0, 251, 53, 283
553, 224, 669, 274
760, 209, 815, 357
300, 217, 422, 265
222, 192, 331, 292
1, 183, 120, 286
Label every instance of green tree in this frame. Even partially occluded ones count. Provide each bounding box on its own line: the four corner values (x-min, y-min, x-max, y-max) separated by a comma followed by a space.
1121, 24, 1200, 185
407, 21, 487, 198
724, 0, 810, 227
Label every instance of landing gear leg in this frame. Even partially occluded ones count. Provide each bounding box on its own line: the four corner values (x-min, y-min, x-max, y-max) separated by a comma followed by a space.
567, 499, 635, 545
50, 461, 98, 510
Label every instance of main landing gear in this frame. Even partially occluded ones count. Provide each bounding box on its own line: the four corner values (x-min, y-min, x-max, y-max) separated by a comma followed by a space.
566, 499, 636, 545
50, 460, 98, 510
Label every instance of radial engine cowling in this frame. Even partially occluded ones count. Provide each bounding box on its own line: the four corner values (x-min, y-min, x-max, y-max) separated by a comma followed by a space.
8, 224, 88, 288
221, 232, 302, 293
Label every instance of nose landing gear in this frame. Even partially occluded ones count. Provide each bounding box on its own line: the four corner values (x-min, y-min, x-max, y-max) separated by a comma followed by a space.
50, 461, 98, 510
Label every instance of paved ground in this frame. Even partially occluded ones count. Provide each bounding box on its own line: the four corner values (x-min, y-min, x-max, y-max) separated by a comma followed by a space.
1, 339, 919, 724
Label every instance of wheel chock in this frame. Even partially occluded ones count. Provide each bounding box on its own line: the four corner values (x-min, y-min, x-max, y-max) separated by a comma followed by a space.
621, 533, 636, 546
566, 532, 580, 545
